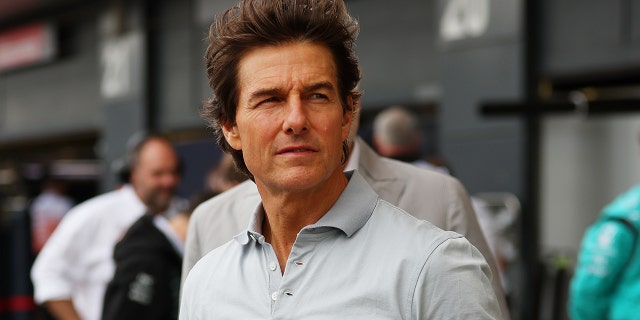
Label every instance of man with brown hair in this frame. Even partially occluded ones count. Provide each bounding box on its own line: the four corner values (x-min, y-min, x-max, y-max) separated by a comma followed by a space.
180, 1, 502, 319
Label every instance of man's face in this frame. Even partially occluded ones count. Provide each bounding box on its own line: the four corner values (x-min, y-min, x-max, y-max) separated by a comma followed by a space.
222, 42, 352, 193
130, 139, 181, 213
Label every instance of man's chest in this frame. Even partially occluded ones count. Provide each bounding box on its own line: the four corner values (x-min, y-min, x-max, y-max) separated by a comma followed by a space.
196, 233, 421, 319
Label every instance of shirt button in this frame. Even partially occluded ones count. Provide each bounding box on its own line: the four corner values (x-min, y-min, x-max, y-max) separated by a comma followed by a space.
269, 261, 277, 271
271, 291, 278, 301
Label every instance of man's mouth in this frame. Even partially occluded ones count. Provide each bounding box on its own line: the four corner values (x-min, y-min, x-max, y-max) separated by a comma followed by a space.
278, 145, 318, 154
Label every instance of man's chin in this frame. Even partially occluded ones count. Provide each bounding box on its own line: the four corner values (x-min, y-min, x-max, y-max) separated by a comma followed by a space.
148, 197, 172, 214
149, 188, 178, 210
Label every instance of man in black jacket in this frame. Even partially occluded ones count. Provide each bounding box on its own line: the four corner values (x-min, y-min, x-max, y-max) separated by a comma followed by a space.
102, 213, 182, 320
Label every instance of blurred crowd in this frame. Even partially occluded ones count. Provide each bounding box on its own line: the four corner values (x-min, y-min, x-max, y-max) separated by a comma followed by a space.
14, 101, 522, 320
25, 134, 246, 320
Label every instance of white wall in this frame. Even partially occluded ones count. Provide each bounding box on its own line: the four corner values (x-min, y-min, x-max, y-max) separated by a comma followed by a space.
540, 114, 640, 259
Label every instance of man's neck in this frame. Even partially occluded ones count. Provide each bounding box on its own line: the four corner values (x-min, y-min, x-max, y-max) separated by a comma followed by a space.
258, 170, 348, 273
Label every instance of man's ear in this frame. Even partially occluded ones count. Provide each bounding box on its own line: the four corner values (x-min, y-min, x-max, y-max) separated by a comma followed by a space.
221, 123, 242, 150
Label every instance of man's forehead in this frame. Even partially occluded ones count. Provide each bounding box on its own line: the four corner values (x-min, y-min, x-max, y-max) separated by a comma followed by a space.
237, 43, 338, 90
137, 141, 176, 165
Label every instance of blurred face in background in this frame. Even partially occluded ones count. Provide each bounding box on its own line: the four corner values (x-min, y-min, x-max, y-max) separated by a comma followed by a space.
130, 138, 181, 213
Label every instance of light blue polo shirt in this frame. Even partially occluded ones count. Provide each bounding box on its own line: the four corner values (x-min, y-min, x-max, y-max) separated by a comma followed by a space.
180, 171, 501, 319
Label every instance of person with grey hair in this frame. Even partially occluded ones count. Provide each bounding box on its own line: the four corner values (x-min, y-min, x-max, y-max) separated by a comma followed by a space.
180, 0, 502, 319
373, 106, 420, 156
373, 105, 450, 174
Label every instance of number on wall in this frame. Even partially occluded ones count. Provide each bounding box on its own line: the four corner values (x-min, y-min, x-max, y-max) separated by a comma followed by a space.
440, 0, 490, 42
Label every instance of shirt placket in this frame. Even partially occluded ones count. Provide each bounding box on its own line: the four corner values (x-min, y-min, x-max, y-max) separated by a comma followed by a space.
270, 228, 324, 318
261, 242, 283, 314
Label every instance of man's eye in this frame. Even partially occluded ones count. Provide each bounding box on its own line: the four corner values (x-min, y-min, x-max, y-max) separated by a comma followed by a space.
258, 97, 280, 106
310, 93, 327, 99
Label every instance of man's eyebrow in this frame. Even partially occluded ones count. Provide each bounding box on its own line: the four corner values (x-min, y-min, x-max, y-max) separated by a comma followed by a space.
247, 82, 336, 104
305, 81, 336, 92
247, 88, 282, 104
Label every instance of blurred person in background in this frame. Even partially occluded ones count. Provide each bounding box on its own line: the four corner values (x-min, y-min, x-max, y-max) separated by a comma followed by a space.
472, 194, 520, 305
101, 187, 211, 320
31, 134, 182, 320
29, 178, 74, 255
181, 1, 499, 319
173, 155, 247, 243
372, 105, 450, 175
170, 191, 217, 245
569, 133, 640, 319
101, 212, 183, 320
206, 153, 248, 194
373, 105, 522, 312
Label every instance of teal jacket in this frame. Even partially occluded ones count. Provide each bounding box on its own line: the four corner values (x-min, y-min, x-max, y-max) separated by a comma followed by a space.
569, 185, 640, 320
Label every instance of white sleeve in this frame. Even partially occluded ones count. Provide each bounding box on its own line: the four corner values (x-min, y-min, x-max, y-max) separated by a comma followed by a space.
31, 205, 94, 303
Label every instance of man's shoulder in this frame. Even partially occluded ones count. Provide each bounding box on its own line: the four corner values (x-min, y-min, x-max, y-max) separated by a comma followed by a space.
357, 139, 465, 194
191, 180, 259, 222
116, 215, 163, 248
62, 188, 123, 218
603, 185, 640, 224
79, 186, 137, 207
382, 156, 459, 184
371, 156, 468, 206
186, 237, 241, 281
114, 215, 181, 265
208, 179, 258, 202
59, 187, 142, 231
370, 199, 464, 249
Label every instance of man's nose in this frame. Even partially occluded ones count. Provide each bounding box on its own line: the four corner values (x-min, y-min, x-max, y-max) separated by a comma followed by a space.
161, 171, 180, 187
283, 97, 308, 134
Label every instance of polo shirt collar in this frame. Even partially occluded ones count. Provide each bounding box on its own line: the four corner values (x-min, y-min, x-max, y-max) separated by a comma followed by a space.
234, 170, 378, 245
308, 170, 378, 237
235, 204, 265, 245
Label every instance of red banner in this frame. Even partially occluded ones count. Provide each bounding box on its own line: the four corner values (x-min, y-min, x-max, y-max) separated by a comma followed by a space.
0, 22, 56, 72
